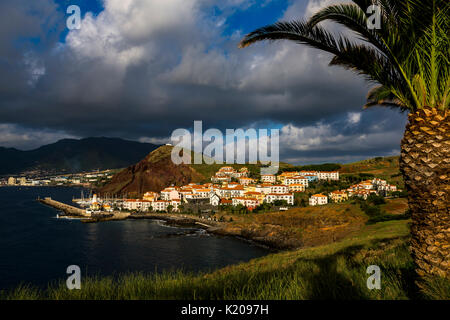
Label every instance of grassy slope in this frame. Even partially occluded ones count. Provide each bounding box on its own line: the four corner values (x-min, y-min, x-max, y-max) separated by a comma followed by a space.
214, 204, 367, 249
340, 156, 404, 188
380, 198, 409, 215
3, 219, 449, 300
191, 162, 293, 183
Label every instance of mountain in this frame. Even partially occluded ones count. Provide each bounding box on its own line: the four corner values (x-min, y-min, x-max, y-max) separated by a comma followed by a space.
98, 145, 205, 197
0, 137, 159, 175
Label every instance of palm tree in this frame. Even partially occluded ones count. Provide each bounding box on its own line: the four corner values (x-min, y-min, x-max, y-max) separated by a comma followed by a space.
240, 0, 449, 278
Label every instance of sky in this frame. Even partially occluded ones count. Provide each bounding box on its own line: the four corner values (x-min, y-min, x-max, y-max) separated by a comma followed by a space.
0, 0, 407, 164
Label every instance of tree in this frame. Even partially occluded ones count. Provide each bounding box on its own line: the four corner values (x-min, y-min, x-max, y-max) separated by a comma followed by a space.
274, 200, 289, 207
240, 1, 449, 278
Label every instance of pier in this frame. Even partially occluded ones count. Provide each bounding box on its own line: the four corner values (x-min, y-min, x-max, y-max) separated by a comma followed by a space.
38, 197, 88, 217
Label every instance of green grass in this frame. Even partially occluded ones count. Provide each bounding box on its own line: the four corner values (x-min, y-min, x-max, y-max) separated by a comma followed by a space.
339, 156, 404, 188
191, 162, 293, 183
2, 220, 449, 300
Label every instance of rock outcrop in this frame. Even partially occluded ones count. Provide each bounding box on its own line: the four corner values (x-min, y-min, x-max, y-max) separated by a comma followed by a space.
98, 145, 204, 197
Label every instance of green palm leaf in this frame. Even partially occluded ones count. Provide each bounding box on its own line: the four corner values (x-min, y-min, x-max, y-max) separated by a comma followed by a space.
239, 0, 450, 112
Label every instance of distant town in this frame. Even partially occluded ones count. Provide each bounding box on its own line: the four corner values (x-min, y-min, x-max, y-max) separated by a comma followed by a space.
71, 166, 401, 216
1, 170, 116, 188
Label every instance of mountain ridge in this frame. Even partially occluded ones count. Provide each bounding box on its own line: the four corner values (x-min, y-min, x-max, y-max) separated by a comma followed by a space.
0, 137, 160, 175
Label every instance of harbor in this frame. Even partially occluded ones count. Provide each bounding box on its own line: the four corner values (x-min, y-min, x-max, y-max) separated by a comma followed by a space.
38, 196, 130, 221
38, 197, 87, 217
38, 194, 223, 231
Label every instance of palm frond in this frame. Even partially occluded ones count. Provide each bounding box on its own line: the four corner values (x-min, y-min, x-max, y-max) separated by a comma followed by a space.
239, 0, 450, 112
239, 21, 346, 56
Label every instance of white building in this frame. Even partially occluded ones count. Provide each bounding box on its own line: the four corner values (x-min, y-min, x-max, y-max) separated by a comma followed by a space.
254, 184, 272, 195
269, 185, 289, 194
359, 181, 374, 190
309, 194, 328, 206
261, 174, 276, 184
265, 193, 294, 205
151, 200, 171, 212
161, 187, 180, 200
217, 186, 245, 199
299, 170, 318, 176
284, 176, 309, 187
288, 184, 306, 192
232, 197, 260, 208
239, 177, 255, 185
317, 171, 340, 181
170, 200, 181, 212
210, 193, 220, 206
378, 184, 398, 192
191, 188, 210, 199
211, 175, 231, 183
372, 178, 387, 187
123, 200, 152, 211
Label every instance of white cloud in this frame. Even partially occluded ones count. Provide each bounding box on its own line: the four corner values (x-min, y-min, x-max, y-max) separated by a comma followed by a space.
0, 0, 406, 164
279, 120, 403, 154
23, 52, 46, 86
347, 112, 362, 124
138, 136, 169, 145
161, 45, 235, 89
304, 0, 343, 18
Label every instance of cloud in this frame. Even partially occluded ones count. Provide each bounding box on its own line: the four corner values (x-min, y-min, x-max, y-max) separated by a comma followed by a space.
278, 108, 406, 163
347, 112, 362, 125
0, 0, 407, 163
0, 124, 77, 150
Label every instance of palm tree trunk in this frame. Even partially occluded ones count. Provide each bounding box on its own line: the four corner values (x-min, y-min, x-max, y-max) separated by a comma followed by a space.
400, 107, 450, 278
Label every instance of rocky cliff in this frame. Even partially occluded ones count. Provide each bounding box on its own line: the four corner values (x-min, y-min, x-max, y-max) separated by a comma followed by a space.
98, 145, 204, 197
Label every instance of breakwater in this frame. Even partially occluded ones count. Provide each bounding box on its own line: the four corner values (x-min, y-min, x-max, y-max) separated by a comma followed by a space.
38, 197, 87, 216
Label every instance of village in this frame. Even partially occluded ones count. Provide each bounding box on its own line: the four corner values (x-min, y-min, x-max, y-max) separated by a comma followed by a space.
1, 170, 115, 188
79, 166, 400, 215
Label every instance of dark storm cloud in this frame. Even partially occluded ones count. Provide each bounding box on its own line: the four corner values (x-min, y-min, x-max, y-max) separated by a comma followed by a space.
0, 0, 406, 163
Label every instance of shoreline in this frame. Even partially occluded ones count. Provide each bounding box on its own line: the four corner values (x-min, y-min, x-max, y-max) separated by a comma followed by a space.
38, 198, 367, 252
55, 208, 280, 251
88, 212, 288, 251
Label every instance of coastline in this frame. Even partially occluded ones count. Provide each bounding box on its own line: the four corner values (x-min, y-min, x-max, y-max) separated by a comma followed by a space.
127, 213, 278, 251
51, 205, 280, 250
59, 210, 305, 251
38, 198, 367, 252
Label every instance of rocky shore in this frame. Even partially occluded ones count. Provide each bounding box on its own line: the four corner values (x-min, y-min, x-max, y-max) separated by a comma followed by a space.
38, 198, 367, 251
76, 212, 283, 250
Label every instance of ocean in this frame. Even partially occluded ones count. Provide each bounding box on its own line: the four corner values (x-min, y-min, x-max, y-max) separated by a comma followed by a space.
0, 186, 268, 289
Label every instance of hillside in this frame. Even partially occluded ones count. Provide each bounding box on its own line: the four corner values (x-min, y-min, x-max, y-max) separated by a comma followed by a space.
340, 156, 403, 187
100, 148, 403, 197
98, 145, 291, 196
98, 145, 205, 197
0, 137, 159, 175
214, 203, 367, 249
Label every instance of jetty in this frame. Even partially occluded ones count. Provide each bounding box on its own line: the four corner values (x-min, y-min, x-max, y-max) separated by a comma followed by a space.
38, 197, 88, 217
